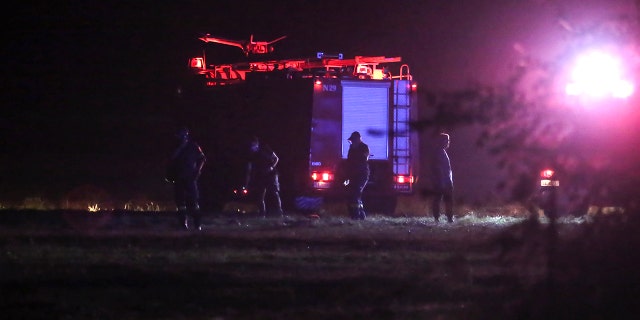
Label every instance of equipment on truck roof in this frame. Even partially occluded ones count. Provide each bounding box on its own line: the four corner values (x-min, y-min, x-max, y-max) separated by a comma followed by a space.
198, 34, 287, 56
188, 52, 411, 87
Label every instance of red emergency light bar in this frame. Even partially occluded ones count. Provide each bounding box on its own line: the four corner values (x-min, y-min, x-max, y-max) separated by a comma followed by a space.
233, 187, 249, 195
394, 175, 414, 184
311, 171, 334, 182
189, 57, 205, 69
540, 169, 555, 179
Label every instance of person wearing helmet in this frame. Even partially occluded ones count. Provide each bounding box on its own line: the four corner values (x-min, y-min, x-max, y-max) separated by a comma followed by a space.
243, 136, 283, 218
345, 131, 369, 220
166, 127, 206, 230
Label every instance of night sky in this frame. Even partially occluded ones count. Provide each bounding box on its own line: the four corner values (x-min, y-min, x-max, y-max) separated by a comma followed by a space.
2, 0, 635, 207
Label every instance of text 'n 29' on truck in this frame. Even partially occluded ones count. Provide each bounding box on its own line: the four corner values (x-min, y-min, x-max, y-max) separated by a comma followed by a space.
175, 52, 420, 214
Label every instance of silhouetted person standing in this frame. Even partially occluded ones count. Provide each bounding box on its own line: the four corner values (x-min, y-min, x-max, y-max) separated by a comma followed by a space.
431, 133, 454, 223
244, 136, 283, 218
345, 131, 369, 220
166, 127, 206, 230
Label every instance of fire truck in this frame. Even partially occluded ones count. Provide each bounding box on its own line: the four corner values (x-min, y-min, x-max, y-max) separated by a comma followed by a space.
176, 51, 420, 213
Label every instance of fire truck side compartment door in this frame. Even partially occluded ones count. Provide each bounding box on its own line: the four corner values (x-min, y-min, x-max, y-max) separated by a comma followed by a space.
341, 80, 391, 160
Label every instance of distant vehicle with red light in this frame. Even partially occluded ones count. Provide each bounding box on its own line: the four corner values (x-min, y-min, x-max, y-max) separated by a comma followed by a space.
536, 48, 638, 218
534, 165, 618, 219
176, 47, 420, 213
538, 168, 560, 220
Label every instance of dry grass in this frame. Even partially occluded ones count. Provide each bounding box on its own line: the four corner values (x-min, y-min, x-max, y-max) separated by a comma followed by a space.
1, 208, 638, 319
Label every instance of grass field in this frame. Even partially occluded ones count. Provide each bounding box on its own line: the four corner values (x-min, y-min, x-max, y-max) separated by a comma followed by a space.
2, 209, 639, 319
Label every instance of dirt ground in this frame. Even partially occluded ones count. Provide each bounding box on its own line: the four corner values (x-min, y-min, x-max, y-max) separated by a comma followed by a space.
1, 209, 639, 319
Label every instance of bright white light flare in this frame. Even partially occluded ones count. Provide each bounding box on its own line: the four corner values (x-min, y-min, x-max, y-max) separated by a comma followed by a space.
565, 51, 634, 99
